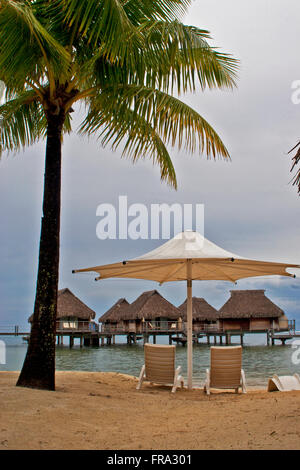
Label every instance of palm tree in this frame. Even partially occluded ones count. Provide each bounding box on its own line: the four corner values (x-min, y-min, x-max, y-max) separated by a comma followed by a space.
0, 0, 238, 390
288, 141, 300, 194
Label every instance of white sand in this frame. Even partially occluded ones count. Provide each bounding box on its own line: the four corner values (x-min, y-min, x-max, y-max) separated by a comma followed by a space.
0, 371, 300, 450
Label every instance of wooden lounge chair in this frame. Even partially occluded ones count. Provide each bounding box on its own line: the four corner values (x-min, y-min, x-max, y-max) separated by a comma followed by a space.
267, 374, 300, 392
204, 345, 247, 395
136, 343, 184, 393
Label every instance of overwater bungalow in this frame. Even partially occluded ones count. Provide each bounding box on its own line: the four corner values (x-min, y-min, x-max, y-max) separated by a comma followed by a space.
98, 298, 130, 333
178, 297, 218, 332
99, 290, 181, 334
125, 290, 181, 333
28, 288, 98, 332
217, 290, 289, 332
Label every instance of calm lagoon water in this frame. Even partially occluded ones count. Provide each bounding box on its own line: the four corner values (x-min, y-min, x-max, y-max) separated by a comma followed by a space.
1, 334, 300, 388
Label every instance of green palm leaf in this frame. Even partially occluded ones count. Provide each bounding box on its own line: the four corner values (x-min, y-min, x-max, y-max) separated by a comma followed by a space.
141, 21, 238, 92
59, 0, 143, 63
0, 89, 72, 155
123, 0, 191, 23
0, 0, 70, 90
0, 81, 5, 101
76, 20, 238, 97
80, 105, 178, 187
0, 90, 45, 154
81, 84, 230, 160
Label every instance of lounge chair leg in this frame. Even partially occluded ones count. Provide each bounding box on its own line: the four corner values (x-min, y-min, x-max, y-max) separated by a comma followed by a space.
136, 365, 145, 390
241, 370, 247, 394
172, 366, 182, 393
204, 369, 210, 395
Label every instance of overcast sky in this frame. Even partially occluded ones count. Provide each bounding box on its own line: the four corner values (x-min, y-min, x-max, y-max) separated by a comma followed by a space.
1, 0, 300, 328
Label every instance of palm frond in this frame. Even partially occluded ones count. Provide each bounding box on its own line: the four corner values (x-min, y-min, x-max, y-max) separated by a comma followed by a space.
141, 21, 238, 93
123, 0, 191, 23
0, 91, 46, 155
76, 19, 238, 97
0, 88, 73, 155
0, 1, 236, 187
80, 106, 178, 188
0, 1, 70, 90
58, 0, 143, 63
82, 84, 230, 159
0, 81, 5, 101
288, 141, 300, 194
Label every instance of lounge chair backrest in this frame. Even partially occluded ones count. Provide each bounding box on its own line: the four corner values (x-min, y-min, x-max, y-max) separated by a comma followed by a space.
268, 373, 300, 392
144, 343, 175, 385
210, 346, 242, 389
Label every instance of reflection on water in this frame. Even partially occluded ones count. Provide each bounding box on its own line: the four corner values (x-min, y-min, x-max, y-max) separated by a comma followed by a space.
1, 335, 300, 387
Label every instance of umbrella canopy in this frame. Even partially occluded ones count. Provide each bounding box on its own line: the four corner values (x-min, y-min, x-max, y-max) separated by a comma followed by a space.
73, 230, 299, 389
74, 231, 298, 282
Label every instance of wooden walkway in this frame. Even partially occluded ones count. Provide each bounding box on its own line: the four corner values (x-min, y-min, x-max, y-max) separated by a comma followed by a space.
1, 325, 299, 347
268, 331, 300, 345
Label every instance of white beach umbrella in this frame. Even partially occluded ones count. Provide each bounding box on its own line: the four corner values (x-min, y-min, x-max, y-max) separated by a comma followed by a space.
73, 230, 299, 389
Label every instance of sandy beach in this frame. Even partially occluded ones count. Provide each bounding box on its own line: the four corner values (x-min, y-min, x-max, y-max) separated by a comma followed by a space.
0, 371, 299, 450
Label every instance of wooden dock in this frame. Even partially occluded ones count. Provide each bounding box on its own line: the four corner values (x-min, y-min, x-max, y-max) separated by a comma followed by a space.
1, 324, 299, 348
0, 326, 29, 336
268, 331, 300, 345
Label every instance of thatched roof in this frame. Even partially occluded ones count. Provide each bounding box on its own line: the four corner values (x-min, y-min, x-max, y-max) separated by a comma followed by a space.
122, 290, 181, 321
28, 288, 96, 322
218, 290, 284, 319
98, 298, 130, 323
178, 297, 218, 321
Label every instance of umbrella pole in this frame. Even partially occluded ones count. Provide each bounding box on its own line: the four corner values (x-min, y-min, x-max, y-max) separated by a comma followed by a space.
187, 259, 193, 390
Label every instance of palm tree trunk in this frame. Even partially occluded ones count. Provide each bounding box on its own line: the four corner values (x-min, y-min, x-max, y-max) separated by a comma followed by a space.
16, 112, 65, 390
